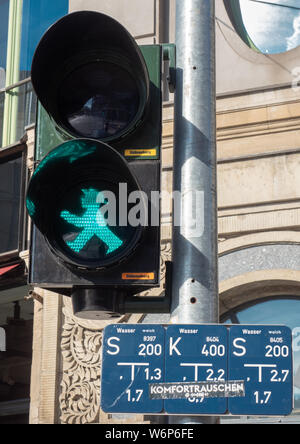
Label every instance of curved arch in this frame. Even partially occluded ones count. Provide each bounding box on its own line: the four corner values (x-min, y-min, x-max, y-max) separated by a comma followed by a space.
219, 269, 300, 315
218, 231, 300, 256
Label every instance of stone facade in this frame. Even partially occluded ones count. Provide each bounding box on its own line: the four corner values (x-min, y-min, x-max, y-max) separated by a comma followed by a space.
24, 1, 300, 423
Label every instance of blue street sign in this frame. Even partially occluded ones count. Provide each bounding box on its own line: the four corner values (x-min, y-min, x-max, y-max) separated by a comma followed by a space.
101, 324, 293, 416
164, 325, 228, 414
101, 324, 165, 413
229, 325, 293, 416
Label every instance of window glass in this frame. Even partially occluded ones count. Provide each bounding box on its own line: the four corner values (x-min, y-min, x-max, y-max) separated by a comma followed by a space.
0, 154, 22, 254
225, 0, 300, 54
4, 0, 69, 144
0, 297, 34, 424
12, 80, 37, 140
222, 297, 300, 412
236, 298, 300, 327
0, 0, 9, 82
20, 0, 68, 80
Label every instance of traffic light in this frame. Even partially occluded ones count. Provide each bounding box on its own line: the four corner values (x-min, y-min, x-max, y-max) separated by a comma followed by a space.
26, 11, 170, 318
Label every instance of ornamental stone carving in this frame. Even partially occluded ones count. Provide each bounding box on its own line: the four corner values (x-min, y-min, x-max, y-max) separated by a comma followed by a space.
59, 302, 103, 424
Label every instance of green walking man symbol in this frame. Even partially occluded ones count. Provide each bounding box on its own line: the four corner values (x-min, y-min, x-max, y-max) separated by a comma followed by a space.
61, 188, 123, 254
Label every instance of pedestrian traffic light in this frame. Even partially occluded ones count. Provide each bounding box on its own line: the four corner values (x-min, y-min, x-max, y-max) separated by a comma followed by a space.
27, 139, 145, 271
26, 11, 171, 318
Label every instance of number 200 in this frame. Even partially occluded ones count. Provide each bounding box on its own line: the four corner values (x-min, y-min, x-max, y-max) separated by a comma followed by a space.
265, 345, 289, 358
138, 343, 162, 356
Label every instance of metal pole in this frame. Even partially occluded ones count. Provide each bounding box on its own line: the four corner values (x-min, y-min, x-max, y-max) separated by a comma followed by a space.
170, 0, 218, 424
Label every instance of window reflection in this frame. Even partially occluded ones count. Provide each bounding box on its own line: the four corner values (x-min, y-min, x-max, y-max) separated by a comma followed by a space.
14, 82, 37, 140
0, 154, 22, 254
0, 0, 9, 73
226, 0, 300, 54
222, 297, 300, 412
0, 298, 34, 424
20, 0, 68, 80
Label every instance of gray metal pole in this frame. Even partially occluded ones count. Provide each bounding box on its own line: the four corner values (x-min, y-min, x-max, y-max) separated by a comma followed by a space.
169, 0, 218, 424
171, 0, 218, 328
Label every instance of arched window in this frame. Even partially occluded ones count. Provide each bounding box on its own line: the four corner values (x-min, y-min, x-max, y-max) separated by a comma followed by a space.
225, 0, 300, 54
221, 297, 300, 413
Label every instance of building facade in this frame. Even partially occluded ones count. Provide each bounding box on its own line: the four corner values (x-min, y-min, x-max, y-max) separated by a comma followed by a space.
0, 0, 299, 423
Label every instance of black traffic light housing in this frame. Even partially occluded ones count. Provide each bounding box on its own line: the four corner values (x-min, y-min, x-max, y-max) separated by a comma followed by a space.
26, 11, 174, 318
30, 11, 150, 144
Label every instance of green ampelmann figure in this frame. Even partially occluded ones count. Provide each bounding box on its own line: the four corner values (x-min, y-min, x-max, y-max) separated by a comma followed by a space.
61, 188, 123, 254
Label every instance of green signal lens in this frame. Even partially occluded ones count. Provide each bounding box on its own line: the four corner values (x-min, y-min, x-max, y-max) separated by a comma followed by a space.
54, 181, 141, 267
60, 188, 123, 255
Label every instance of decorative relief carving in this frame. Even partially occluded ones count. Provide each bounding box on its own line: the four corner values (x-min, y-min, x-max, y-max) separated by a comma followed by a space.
60, 374, 100, 425
59, 304, 103, 424
59, 241, 172, 424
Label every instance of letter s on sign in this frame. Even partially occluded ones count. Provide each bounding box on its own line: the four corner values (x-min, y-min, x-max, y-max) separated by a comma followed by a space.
233, 338, 246, 357
107, 337, 120, 355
